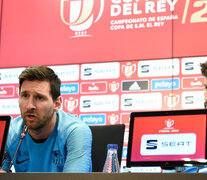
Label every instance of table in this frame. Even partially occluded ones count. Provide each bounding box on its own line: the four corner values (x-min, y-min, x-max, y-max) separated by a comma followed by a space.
1, 173, 207, 180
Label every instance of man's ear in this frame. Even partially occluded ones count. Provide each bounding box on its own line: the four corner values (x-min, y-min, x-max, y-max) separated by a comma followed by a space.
54, 96, 62, 112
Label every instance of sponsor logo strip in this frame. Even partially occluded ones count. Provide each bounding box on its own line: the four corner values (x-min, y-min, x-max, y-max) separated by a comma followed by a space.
141, 133, 196, 155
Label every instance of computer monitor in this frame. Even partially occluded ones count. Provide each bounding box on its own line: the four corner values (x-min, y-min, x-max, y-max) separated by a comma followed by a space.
0, 116, 10, 167
127, 109, 207, 169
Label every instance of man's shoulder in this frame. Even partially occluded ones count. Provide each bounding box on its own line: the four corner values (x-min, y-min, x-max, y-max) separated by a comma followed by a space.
57, 110, 87, 128
7, 116, 24, 146
56, 110, 91, 136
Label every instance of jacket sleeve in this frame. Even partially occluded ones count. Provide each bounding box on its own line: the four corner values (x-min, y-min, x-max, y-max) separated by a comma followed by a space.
63, 124, 92, 172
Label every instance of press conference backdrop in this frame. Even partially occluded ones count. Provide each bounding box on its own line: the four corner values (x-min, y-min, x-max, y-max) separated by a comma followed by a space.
0, 0, 207, 67
0, 58, 206, 165
0, 0, 207, 171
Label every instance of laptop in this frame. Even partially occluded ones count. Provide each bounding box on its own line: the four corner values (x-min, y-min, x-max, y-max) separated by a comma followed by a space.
127, 109, 207, 169
0, 116, 11, 167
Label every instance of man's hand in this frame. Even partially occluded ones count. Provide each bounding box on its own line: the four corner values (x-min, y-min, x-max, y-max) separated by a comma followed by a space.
0, 168, 6, 173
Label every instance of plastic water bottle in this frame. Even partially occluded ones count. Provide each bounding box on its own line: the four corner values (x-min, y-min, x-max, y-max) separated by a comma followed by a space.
103, 144, 120, 173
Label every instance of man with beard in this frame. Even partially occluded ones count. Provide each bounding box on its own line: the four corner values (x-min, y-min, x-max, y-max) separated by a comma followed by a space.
0, 66, 92, 172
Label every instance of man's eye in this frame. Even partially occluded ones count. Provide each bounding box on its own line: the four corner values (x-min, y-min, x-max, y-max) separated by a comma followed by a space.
37, 96, 44, 100
21, 94, 28, 98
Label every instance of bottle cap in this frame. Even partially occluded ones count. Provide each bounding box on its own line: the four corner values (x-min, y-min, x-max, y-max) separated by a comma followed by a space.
107, 144, 118, 150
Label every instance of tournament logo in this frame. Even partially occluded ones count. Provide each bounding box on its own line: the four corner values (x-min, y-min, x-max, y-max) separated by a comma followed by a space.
159, 118, 179, 133
108, 113, 119, 124
60, 0, 104, 37
165, 119, 174, 128
109, 81, 119, 92
122, 62, 136, 78
164, 93, 180, 108
64, 97, 78, 112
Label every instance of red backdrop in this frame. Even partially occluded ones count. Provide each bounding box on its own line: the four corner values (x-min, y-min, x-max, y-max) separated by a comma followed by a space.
0, 0, 207, 68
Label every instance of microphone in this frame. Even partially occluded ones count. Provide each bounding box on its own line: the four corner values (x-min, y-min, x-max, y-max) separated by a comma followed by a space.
7, 125, 28, 173
20, 125, 28, 139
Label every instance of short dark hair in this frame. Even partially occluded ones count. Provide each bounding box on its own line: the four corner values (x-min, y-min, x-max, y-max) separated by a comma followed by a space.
19, 66, 61, 101
201, 62, 207, 77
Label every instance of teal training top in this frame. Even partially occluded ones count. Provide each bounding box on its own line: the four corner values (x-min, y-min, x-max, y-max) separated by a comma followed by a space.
2, 110, 92, 172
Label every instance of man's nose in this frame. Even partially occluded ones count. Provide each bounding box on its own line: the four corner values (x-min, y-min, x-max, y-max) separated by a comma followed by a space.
27, 97, 36, 110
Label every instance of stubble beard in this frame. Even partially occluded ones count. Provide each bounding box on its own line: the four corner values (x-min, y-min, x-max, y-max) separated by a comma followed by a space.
22, 109, 55, 132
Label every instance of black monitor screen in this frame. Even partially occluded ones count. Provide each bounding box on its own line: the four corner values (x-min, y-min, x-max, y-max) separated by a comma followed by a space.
127, 109, 207, 168
0, 116, 10, 166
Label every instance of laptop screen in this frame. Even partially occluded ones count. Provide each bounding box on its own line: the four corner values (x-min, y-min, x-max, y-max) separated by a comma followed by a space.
127, 109, 207, 168
0, 116, 10, 167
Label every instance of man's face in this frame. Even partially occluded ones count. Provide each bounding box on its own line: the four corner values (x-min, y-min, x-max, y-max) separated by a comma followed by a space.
19, 80, 60, 130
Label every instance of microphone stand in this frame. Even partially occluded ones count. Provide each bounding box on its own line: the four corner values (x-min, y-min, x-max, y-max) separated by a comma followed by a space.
7, 125, 28, 173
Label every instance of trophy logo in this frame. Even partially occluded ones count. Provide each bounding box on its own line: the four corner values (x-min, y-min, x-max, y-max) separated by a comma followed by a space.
164, 93, 180, 108
108, 114, 119, 124
165, 119, 174, 128
109, 81, 119, 92
60, 0, 104, 37
159, 118, 179, 133
122, 62, 136, 77
65, 97, 78, 112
